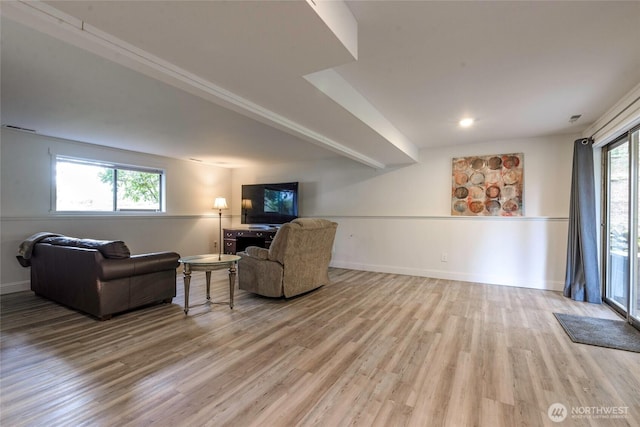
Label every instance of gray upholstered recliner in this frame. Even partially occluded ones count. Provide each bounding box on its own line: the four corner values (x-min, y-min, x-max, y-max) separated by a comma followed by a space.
237, 218, 337, 298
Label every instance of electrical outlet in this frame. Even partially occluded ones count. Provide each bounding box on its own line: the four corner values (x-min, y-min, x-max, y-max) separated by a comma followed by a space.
441, 252, 448, 262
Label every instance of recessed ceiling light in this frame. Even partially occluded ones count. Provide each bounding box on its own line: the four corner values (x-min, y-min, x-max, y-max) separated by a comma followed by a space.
459, 118, 474, 128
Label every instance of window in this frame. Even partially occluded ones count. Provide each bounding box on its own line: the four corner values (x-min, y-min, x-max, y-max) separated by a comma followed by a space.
55, 156, 164, 212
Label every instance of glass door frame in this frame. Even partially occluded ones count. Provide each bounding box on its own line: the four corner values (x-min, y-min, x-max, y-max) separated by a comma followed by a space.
602, 125, 640, 329
631, 128, 639, 328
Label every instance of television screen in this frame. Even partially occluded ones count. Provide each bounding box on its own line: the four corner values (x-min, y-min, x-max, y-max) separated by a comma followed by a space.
241, 182, 298, 225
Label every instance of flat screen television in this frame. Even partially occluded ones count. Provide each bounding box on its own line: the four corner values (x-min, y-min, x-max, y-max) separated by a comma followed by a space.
241, 182, 298, 225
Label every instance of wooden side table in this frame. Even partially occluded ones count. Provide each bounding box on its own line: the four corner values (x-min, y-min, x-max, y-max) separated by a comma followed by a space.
178, 254, 241, 314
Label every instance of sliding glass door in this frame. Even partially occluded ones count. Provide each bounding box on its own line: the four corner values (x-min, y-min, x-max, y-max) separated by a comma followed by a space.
633, 129, 640, 325
605, 139, 629, 311
604, 126, 640, 328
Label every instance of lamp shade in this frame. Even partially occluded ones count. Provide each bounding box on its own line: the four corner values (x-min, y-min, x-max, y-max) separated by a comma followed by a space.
241, 199, 253, 210
213, 197, 228, 210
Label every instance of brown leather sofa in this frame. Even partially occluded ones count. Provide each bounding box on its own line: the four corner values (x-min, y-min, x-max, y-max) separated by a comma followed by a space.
17, 233, 180, 320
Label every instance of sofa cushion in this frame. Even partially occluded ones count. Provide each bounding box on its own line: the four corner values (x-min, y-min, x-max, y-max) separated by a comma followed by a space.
41, 236, 131, 259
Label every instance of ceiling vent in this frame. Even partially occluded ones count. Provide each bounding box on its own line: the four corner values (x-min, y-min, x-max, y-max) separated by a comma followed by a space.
2, 124, 36, 133
569, 115, 582, 123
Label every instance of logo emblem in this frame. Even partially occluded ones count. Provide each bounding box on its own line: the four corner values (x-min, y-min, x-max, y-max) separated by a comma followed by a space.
548, 403, 568, 423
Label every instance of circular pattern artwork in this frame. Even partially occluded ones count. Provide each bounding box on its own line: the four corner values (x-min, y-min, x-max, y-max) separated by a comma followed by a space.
451, 153, 523, 216
469, 201, 484, 213
454, 187, 469, 199
469, 186, 485, 199
454, 172, 468, 185
485, 171, 501, 184
485, 200, 501, 214
453, 200, 467, 213
471, 158, 486, 170
485, 185, 500, 198
469, 172, 485, 185
488, 156, 502, 170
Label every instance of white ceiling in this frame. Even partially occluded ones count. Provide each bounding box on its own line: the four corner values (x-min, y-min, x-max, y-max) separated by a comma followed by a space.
2, 1, 639, 169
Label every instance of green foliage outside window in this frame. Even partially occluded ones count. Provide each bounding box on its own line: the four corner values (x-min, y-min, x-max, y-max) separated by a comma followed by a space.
99, 169, 160, 205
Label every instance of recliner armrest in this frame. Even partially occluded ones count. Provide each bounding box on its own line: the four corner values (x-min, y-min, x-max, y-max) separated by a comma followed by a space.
242, 246, 270, 260
98, 251, 180, 281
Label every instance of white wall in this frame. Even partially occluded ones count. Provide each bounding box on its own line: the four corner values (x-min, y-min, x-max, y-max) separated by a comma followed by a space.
1, 128, 232, 293
1, 128, 576, 294
232, 134, 576, 290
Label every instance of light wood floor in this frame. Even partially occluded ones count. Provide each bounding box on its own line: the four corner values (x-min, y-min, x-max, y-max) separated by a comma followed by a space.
1, 269, 639, 426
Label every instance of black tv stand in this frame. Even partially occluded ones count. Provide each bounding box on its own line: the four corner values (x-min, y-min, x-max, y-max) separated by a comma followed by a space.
223, 227, 278, 254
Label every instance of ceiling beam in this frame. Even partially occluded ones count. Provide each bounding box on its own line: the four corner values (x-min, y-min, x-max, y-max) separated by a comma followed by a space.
305, 0, 358, 61
305, 68, 420, 162
1, 0, 386, 169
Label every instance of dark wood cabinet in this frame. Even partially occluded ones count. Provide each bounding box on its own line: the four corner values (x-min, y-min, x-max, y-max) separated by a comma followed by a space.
223, 228, 278, 254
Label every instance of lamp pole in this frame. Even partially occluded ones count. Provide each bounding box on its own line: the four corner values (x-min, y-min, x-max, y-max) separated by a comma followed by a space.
213, 197, 228, 260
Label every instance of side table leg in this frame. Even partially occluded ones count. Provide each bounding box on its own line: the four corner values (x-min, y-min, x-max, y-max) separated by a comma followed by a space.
183, 264, 191, 315
206, 271, 212, 301
228, 263, 237, 309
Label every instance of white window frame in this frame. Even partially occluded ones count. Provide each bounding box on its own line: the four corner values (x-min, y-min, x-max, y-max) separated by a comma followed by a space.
52, 154, 166, 213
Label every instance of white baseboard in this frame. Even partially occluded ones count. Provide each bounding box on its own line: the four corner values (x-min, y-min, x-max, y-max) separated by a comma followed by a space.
2, 265, 564, 295
0, 280, 30, 295
330, 261, 564, 292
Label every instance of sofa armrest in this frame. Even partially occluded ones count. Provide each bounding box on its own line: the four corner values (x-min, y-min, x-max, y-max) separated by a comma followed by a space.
98, 252, 180, 281
132, 252, 181, 274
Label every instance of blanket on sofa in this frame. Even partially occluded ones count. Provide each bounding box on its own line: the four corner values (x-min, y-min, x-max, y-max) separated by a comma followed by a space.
16, 232, 62, 267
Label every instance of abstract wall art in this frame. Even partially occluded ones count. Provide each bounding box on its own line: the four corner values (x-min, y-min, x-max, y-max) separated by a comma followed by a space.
451, 153, 524, 216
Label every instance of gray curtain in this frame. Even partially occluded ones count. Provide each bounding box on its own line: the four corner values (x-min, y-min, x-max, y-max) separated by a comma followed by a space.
564, 138, 601, 303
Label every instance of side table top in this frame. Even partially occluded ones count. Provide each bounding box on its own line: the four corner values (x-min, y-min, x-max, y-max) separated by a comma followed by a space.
179, 254, 241, 265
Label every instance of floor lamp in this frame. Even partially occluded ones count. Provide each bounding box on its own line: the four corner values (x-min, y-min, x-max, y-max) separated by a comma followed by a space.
241, 198, 253, 223
213, 197, 228, 260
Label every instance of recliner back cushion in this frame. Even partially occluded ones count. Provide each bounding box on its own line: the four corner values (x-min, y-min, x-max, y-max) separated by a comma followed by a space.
268, 219, 337, 265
